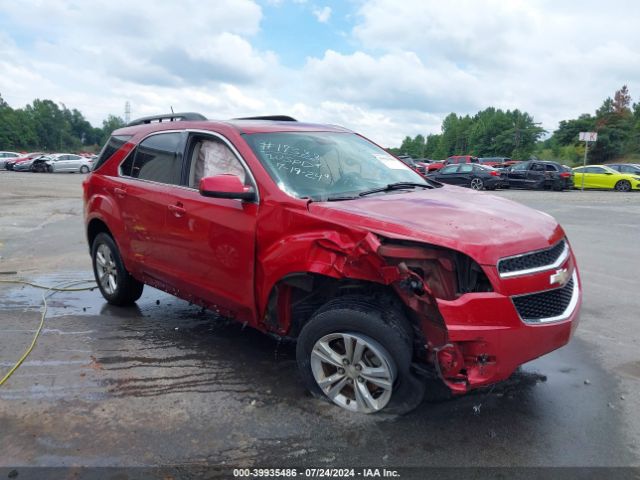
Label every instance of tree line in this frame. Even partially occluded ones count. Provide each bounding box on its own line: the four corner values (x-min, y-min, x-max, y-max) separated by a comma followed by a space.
391, 108, 545, 160
538, 85, 640, 164
0, 93, 125, 153
392, 85, 640, 165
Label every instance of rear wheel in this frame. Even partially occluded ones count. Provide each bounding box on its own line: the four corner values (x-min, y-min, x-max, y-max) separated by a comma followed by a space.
614, 180, 631, 192
91, 233, 143, 305
470, 177, 484, 190
296, 296, 425, 415
79, 165, 89, 173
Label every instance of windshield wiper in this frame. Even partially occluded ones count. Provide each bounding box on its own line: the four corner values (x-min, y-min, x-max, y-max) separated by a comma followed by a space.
358, 182, 432, 197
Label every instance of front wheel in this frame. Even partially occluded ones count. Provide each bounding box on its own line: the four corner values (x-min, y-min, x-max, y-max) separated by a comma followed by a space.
91, 233, 144, 305
296, 296, 425, 415
470, 177, 484, 190
614, 180, 631, 192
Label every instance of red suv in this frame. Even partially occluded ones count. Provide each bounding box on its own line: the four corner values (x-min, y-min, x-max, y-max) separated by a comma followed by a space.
83, 113, 581, 414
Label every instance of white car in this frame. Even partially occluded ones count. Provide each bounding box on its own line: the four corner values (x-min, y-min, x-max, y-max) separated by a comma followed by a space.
44, 153, 92, 173
0, 151, 20, 169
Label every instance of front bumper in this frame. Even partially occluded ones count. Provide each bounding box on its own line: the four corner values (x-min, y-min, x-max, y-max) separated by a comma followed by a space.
431, 252, 581, 393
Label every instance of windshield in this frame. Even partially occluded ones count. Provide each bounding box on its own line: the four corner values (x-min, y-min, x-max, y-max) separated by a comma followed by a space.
245, 132, 427, 200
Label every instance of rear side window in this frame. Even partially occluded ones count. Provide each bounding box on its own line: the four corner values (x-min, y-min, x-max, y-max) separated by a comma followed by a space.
94, 135, 132, 171
545, 164, 558, 171
121, 132, 184, 185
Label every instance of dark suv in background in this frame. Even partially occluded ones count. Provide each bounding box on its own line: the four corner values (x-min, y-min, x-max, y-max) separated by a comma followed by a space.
503, 160, 573, 190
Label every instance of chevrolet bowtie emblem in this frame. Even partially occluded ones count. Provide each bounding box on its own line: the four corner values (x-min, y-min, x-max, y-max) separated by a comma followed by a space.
550, 268, 570, 286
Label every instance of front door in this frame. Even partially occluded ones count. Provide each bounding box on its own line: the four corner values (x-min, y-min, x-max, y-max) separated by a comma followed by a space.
161, 133, 258, 322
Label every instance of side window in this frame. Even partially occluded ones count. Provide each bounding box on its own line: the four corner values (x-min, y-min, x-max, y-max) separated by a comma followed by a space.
440, 165, 458, 174
95, 135, 132, 171
512, 162, 528, 171
458, 164, 473, 173
126, 132, 184, 185
531, 163, 545, 171
585, 167, 605, 174
188, 136, 247, 188
545, 164, 558, 171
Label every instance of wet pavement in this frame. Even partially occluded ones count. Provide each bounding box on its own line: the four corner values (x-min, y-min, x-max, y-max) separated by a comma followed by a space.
0, 271, 636, 468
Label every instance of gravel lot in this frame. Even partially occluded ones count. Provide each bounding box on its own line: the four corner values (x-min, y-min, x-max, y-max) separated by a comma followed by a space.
0, 171, 639, 473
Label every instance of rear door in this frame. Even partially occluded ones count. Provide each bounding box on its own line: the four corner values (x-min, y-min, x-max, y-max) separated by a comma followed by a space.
116, 131, 186, 282
456, 164, 473, 186
526, 162, 546, 188
434, 164, 459, 184
160, 132, 259, 322
67, 154, 84, 171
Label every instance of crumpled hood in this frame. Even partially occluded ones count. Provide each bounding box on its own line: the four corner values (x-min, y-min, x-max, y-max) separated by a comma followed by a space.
309, 186, 564, 266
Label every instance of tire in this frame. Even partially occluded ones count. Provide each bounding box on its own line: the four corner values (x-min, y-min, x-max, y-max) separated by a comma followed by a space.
469, 177, 484, 190
91, 232, 144, 306
614, 180, 631, 192
46, 165, 53, 173
296, 295, 425, 415
80, 165, 90, 173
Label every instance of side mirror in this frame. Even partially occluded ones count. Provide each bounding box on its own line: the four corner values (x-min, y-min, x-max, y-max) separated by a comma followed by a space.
199, 174, 256, 201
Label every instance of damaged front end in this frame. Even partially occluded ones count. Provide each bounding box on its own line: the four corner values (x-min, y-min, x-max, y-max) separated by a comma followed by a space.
377, 239, 499, 393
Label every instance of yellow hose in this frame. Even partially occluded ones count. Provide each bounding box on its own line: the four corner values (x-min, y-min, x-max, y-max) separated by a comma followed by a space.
0, 279, 96, 386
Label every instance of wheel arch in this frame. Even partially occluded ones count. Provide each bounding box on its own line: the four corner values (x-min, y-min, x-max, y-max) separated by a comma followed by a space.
262, 272, 427, 359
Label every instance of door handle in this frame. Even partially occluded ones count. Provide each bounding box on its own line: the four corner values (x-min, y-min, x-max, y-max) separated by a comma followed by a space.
168, 204, 186, 217
114, 187, 127, 198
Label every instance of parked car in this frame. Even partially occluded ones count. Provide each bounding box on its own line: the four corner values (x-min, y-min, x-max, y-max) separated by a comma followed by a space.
426, 160, 446, 172
84, 112, 581, 414
572, 165, 640, 191
445, 155, 480, 165
502, 160, 573, 190
4, 152, 42, 170
40, 153, 92, 173
427, 163, 502, 190
606, 164, 640, 175
13, 154, 47, 172
427, 155, 480, 173
396, 155, 426, 175
0, 151, 20, 169
478, 157, 511, 167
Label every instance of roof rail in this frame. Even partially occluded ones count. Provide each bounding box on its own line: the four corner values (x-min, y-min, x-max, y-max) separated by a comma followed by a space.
232, 115, 297, 122
126, 112, 207, 127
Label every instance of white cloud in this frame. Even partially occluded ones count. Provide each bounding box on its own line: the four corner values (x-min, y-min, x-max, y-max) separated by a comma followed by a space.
349, 0, 640, 135
1, 0, 639, 147
312, 6, 332, 23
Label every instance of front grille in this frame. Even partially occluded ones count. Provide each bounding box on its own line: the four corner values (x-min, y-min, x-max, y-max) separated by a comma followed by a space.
513, 277, 574, 323
498, 240, 566, 276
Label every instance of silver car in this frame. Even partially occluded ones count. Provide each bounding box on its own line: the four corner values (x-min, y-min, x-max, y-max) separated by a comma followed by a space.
44, 154, 92, 173
0, 151, 20, 169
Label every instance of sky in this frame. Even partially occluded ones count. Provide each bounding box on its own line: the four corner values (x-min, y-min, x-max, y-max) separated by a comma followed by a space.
1, 0, 639, 147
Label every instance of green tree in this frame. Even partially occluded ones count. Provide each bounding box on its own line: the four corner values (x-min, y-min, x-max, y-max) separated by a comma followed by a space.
100, 115, 126, 144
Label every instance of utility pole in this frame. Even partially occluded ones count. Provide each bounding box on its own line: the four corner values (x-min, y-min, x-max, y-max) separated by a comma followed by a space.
124, 101, 131, 124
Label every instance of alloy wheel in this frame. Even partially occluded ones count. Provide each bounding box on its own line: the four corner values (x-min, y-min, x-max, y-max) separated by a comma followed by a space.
95, 243, 118, 295
310, 332, 395, 413
615, 180, 631, 192
470, 178, 483, 190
